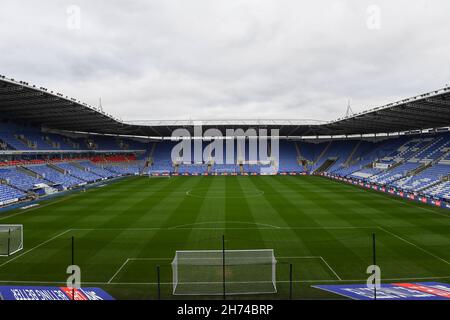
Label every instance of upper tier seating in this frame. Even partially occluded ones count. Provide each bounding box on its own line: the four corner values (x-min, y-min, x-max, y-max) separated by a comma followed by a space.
43, 133, 76, 150
148, 141, 177, 173
0, 122, 59, 150
381, 138, 426, 162
278, 141, 303, 172
297, 141, 326, 162
411, 135, 446, 160
0, 133, 34, 150
311, 141, 357, 172
90, 136, 120, 150
0, 121, 152, 152
331, 141, 385, 177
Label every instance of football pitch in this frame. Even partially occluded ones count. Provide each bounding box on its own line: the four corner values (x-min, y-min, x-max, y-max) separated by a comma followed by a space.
0, 175, 449, 300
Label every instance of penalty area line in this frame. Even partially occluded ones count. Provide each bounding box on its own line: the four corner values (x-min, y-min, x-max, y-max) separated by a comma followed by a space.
107, 258, 130, 284
0, 229, 72, 269
378, 226, 450, 266
277, 256, 341, 280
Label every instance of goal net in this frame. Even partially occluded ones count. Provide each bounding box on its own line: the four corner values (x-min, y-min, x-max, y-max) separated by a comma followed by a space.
171, 249, 277, 296
0, 225, 23, 256
148, 174, 171, 178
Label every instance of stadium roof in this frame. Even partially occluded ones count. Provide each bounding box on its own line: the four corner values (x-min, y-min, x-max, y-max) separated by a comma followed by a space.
1, 75, 450, 138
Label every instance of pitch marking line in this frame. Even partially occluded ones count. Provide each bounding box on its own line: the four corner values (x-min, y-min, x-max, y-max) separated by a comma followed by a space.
0, 226, 376, 269
107, 256, 342, 284
169, 221, 282, 229
331, 178, 450, 219
0, 194, 81, 221
377, 226, 450, 266
278, 256, 342, 280
107, 258, 130, 284
107, 257, 169, 284
319, 257, 342, 280
0, 229, 72, 268
387, 197, 450, 219
1, 275, 450, 286
70, 226, 376, 231
185, 189, 265, 199
4, 225, 442, 275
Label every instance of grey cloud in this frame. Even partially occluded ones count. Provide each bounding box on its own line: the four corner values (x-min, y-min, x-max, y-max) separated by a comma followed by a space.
0, 0, 449, 121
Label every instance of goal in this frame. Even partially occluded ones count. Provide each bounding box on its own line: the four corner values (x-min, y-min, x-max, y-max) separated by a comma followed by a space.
0, 225, 23, 256
171, 249, 277, 296
148, 173, 171, 178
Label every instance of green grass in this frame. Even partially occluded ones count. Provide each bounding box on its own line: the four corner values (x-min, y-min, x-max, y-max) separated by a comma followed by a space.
0, 175, 449, 300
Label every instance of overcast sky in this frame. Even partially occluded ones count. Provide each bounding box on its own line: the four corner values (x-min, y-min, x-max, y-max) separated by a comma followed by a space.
1, 0, 449, 122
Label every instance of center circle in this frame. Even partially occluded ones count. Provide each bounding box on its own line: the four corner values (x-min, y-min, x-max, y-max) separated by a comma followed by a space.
186, 188, 264, 199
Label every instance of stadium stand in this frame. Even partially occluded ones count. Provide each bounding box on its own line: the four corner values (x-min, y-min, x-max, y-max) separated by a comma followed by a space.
147, 141, 176, 174
3, 76, 450, 209
391, 164, 450, 191
4, 118, 450, 208
211, 164, 240, 174
78, 161, 119, 178
278, 140, 304, 173
55, 163, 103, 183
3, 128, 450, 207
28, 165, 84, 189
42, 133, 76, 150
0, 184, 27, 205
104, 161, 144, 175
423, 181, 450, 200
178, 164, 208, 174
368, 161, 422, 185
0, 168, 48, 192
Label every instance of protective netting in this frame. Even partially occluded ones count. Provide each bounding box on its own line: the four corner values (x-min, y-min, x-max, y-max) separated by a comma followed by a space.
172, 249, 277, 295
0, 225, 23, 256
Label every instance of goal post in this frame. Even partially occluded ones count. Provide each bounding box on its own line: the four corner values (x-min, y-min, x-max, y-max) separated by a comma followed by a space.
171, 249, 277, 296
0, 225, 23, 257
148, 174, 171, 178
